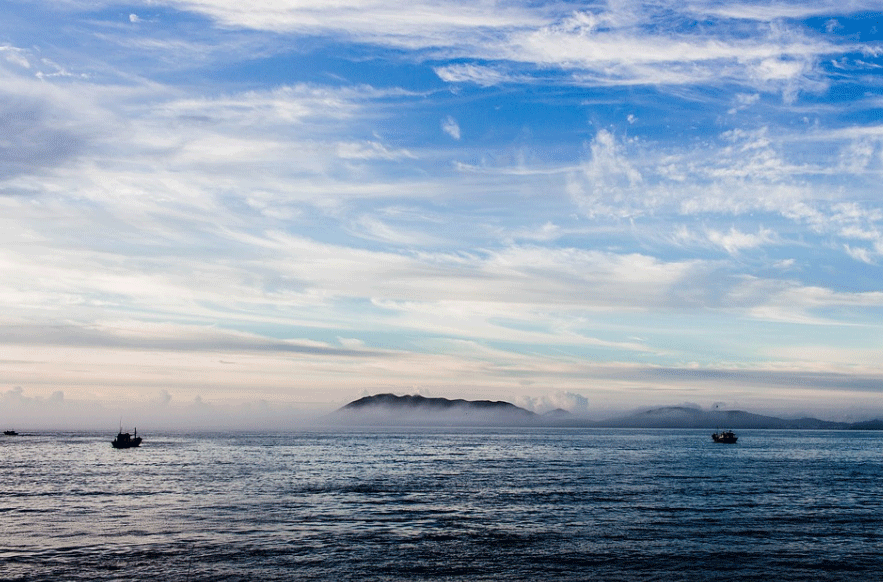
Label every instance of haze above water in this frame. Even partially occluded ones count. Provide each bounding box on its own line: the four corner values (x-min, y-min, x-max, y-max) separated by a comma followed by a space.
4, 389, 882, 432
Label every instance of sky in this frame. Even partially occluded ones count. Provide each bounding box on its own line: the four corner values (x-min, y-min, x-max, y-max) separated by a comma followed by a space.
2, 0, 883, 427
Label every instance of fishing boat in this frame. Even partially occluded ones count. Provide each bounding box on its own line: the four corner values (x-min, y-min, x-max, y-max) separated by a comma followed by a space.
3, 430, 17, 436
112, 427, 142, 449
712, 430, 738, 444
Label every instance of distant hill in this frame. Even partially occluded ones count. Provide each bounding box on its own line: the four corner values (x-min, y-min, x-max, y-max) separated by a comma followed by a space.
332, 394, 537, 426
331, 395, 882, 429
594, 406, 851, 429
847, 419, 883, 430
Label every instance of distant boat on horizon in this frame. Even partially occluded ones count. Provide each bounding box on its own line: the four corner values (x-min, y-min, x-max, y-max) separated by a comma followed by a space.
3, 430, 18, 436
712, 430, 738, 444
112, 427, 142, 449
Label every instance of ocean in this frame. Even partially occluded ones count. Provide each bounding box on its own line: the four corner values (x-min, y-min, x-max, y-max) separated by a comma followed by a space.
1, 428, 881, 581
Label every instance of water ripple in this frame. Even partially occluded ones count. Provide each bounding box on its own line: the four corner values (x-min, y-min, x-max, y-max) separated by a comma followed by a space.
2, 429, 882, 581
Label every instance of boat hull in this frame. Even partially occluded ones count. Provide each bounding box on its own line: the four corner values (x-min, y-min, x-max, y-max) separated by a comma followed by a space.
111, 438, 142, 448
112, 431, 142, 448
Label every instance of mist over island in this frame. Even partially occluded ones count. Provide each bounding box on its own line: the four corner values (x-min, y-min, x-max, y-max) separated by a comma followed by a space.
330, 394, 883, 430
332, 394, 538, 426
5, 388, 883, 431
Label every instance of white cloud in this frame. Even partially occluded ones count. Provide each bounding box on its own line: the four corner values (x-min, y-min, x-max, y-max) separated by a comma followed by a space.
558, 126, 883, 268
844, 244, 875, 264
336, 140, 416, 160
728, 92, 761, 114
703, 1, 883, 22
442, 115, 461, 140
517, 390, 589, 414
434, 63, 516, 86
164, 0, 542, 45
337, 337, 365, 349
706, 227, 777, 255
509, 222, 562, 242
736, 278, 883, 323
0, 45, 32, 69
350, 215, 441, 246
569, 130, 643, 217
144, 0, 860, 99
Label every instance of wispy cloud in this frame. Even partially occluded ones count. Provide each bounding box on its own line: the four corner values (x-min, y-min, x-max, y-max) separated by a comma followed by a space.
706, 227, 777, 255
434, 63, 520, 86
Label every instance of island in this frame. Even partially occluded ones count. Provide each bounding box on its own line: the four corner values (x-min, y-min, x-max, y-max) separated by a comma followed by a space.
331, 393, 538, 426
329, 394, 883, 429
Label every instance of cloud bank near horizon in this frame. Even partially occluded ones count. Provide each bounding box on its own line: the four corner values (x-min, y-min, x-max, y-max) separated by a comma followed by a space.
1, 1, 882, 422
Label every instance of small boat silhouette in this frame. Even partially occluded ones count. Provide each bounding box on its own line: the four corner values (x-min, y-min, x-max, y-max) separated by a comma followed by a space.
112, 427, 142, 449
712, 430, 738, 444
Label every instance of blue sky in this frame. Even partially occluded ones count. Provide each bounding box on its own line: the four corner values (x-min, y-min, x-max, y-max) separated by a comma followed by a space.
2, 0, 882, 425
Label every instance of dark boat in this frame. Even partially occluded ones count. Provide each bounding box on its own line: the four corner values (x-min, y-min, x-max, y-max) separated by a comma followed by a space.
3, 430, 17, 436
112, 427, 142, 449
712, 430, 738, 444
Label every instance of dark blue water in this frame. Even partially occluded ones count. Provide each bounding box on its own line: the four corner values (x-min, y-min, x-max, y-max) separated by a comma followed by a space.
2, 429, 881, 581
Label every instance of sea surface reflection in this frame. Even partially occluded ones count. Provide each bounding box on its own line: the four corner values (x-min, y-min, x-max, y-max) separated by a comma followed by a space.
2, 429, 881, 580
